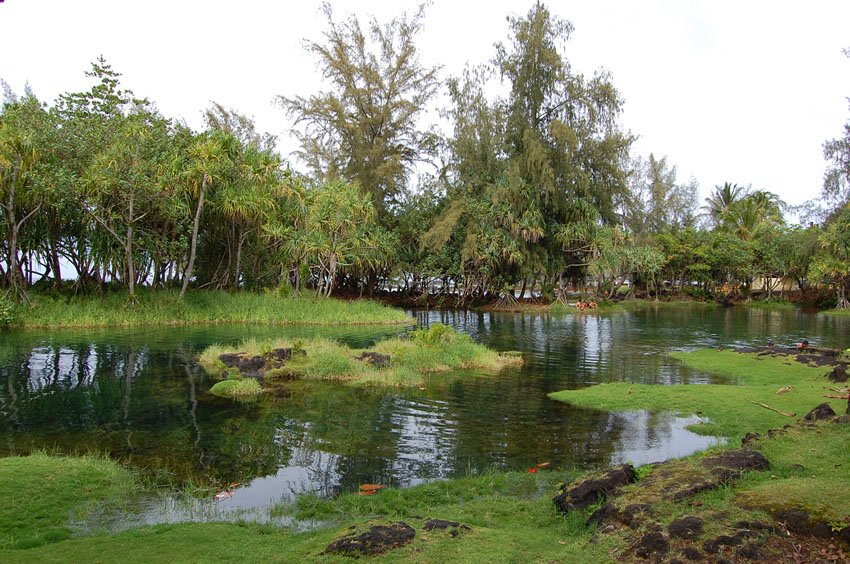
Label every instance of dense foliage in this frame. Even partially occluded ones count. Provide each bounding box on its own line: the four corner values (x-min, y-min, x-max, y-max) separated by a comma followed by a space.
1, 3, 848, 308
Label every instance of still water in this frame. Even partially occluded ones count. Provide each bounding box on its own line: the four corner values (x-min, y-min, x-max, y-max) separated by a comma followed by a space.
1, 304, 846, 517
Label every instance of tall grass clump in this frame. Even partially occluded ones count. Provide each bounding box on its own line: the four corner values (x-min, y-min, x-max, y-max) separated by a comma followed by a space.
18, 289, 411, 328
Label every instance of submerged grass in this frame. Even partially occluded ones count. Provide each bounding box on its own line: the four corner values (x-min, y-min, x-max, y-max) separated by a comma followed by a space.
549, 349, 844, 440
18, 289, 411, 328
199, 324, 523, 387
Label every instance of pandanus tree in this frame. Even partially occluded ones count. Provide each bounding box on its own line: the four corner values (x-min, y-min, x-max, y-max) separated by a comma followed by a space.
84, 108, 171, 300
812, 204, 850, 309
177, 130, 236, 297
302, 180, 388, 296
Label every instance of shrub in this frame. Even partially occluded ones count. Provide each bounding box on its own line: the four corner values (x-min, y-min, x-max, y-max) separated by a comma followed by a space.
0, 293, 15, 326
411, 323, 457, 346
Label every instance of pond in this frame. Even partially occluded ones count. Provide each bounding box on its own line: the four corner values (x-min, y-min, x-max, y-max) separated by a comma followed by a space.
1, 304, 847, 520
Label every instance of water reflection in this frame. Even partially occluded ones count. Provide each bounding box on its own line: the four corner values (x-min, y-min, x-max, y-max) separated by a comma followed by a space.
0, 305, 847, 509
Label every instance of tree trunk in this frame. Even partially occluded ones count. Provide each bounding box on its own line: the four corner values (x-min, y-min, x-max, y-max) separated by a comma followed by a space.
180, 176, 206, 298
126, 187, 136, 300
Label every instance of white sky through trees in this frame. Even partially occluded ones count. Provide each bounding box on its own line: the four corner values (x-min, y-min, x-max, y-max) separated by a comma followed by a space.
1, 0, 849, 209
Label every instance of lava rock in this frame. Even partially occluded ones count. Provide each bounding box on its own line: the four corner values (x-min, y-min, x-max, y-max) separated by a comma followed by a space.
701, 449, 770, 481
668, 516, 704, 540
703, 534, 743, 554
635, 531, 669, 558
553, 465, 637, 515
681, 545, 704, 560
736, 541, 763, 560
422, 519, 471, 534
269, 348, 292, 362
218, 353, 243, 368
774, 509, 833, 538
237, 355, 266, 372
587, 503, 620, 529
322, 522, 415, 557
741, 432, 761, 445
803, 402, 837, 421
828, 364, 848, 383
356, 352, 392, 368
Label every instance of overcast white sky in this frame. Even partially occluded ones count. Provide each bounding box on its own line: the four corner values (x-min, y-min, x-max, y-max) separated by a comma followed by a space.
2, 0, 849, 208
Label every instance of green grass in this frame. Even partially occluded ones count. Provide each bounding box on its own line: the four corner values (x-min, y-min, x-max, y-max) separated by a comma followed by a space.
0, 453, 137, 550
549, 349, 845, 440
742, 298, 796, 309
16, 289, 411, 328
821, 307, 850, 316
0, 461, 615, 563
199, 325, 523, 387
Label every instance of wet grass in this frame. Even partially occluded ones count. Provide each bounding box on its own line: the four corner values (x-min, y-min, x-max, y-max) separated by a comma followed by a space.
3, 352, 848, 561
208, 378, 262, 398
0, 453, 137, 550
17, 289, 412, 328
0, 461, 616, 563
199, 325, 523, 387
549, 349, 844, 440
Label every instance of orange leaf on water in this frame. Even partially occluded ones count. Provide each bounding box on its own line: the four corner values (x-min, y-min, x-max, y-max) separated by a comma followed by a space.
359, 484, 385, 492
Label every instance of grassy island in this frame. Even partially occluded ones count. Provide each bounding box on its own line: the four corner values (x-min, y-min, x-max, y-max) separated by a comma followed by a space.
12, 290, 411, 329
199, 324, 523, 389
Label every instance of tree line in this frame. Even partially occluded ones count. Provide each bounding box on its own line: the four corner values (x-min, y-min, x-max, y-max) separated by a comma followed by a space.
1, 3, 849, 307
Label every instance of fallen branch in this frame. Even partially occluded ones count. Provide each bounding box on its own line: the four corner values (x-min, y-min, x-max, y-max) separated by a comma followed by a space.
747, 400, 796, 417
775, 386, 793, 395
823, 394, 850, 400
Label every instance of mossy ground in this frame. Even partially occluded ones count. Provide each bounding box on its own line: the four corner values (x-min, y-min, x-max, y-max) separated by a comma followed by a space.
208, 378, 262, 398
550, 349, 846, 439
17, 289, 412, 328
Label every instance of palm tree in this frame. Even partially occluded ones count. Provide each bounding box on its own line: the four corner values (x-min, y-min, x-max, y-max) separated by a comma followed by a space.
703, 182, 745, 227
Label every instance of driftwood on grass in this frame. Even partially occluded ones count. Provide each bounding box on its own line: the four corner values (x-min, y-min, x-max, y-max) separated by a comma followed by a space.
747, 400, 795, 417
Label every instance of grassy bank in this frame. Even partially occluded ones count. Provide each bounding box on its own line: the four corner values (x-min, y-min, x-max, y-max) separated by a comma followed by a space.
2, 351, 849, 561
550, 349, 845, 439
199, 324, 523, 388
3, 424, 847, 561
0, 454, 614, 563
15, 290, 411, 328
821, 307, 850, 316
0, 453, 137, 550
